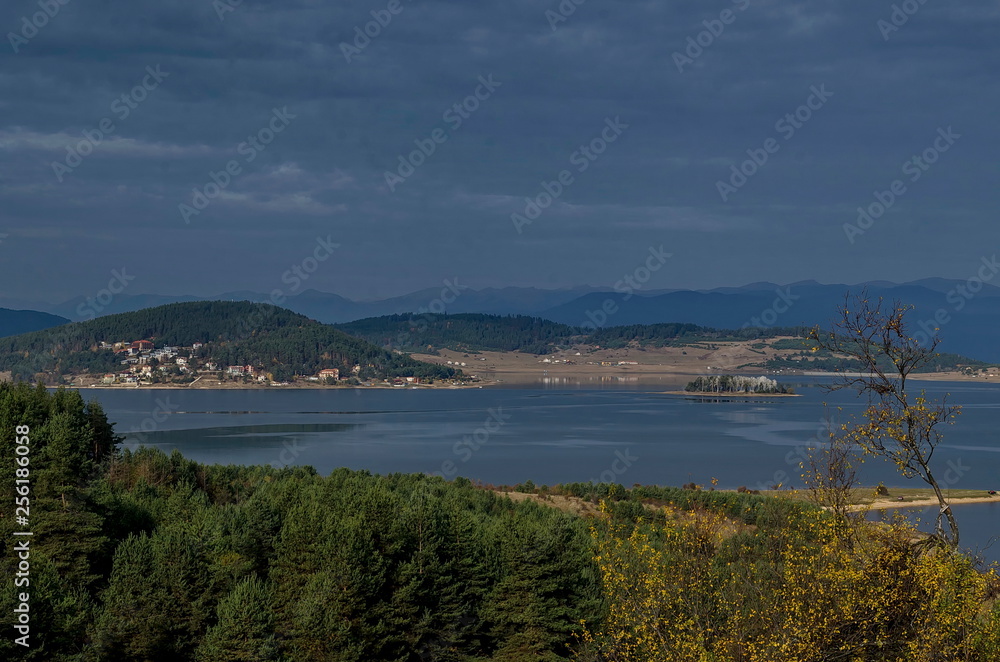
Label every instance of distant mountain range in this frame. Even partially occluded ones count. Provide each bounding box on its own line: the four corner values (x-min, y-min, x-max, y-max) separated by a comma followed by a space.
0, 287, 601, 325
539, 279, 1000, 362
5, 278, 1000, 361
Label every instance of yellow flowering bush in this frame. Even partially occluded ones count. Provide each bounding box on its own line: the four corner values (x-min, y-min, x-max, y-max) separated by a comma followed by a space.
581, 502, 1000, 662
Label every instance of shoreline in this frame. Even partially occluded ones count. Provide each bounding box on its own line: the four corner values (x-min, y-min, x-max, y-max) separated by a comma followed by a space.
60, 371, 988, 392
66, 380, 496, 391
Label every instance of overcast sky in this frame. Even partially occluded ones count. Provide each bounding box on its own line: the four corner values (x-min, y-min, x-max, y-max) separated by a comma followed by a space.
2, 0, 998, 302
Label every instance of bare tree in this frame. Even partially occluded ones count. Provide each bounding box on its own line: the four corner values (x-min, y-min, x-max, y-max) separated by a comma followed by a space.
808, 291, 962, 547
801, 414, 863, 525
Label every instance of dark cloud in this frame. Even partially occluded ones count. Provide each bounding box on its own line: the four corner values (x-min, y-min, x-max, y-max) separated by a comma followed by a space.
1, 0, 998, 300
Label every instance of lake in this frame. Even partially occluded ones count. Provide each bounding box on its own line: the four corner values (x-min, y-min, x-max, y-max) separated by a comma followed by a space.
78, 376, 1000, 562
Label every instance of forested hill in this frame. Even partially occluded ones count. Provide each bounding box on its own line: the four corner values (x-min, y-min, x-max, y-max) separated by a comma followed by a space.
0, 301, 459, 382
0, 307, 69, 338
336, 313, 581, 354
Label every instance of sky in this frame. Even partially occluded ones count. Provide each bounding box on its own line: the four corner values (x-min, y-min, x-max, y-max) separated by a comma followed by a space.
1, 0, 999, 303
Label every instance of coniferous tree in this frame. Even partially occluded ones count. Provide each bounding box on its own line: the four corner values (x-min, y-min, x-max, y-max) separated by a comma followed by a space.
195, 576, 279, 662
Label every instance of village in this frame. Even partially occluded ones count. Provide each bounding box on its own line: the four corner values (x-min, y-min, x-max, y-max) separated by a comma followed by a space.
90, 339, 381, 387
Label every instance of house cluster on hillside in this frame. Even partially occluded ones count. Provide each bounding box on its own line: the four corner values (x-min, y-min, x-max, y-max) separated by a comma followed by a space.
225, 364, 259, 378
96, 338, 358, 386
100, 339, 196, 384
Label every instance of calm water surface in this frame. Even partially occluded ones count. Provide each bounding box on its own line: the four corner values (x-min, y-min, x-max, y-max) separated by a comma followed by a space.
78, 377, 1000, 561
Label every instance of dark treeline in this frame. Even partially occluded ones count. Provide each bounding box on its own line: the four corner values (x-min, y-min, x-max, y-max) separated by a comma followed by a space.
336, 313, 580, 355
762, 347, 988, 373
586, 323, 814, 348
0, 302, 458, 382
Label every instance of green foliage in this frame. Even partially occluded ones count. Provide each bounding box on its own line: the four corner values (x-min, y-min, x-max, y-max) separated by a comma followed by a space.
88, 529, 215, 660
195, 576, 279, 661
768, 337, 817, 350
583, 505, 1000, 661
0, 383, 121, 660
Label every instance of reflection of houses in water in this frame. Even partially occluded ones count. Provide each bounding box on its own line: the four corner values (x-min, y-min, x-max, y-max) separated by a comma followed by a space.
537, 375, 643, 387
538, 376, 640, 385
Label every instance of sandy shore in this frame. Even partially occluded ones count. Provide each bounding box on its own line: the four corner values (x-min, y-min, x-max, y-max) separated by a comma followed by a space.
855, 494, 1000, 511
909, 371, 1000, 383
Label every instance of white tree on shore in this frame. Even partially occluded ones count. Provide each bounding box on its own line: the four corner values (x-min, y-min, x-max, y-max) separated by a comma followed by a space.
685, 375, 789, 394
